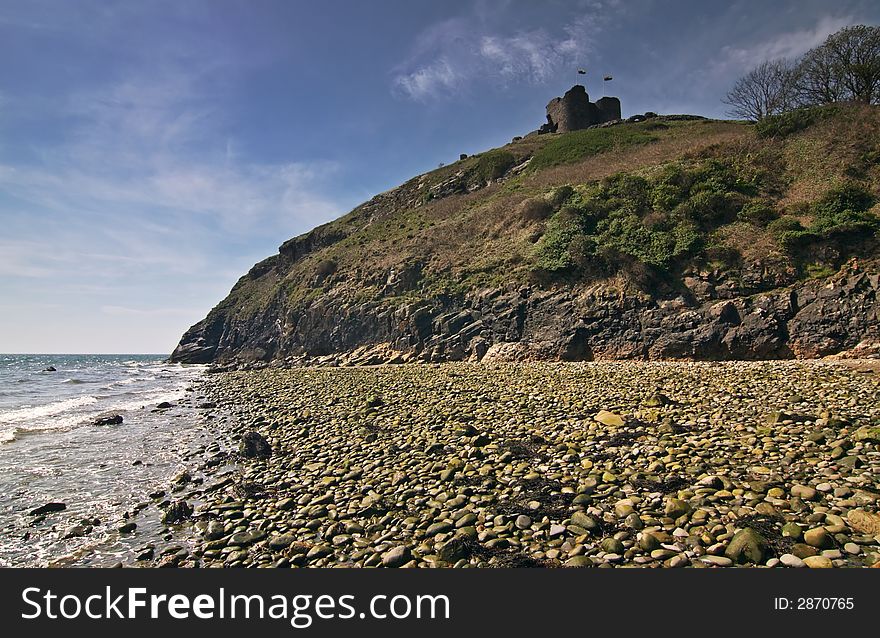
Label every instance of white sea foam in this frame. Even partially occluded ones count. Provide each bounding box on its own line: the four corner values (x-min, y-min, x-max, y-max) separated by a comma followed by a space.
0, 395, 99, 424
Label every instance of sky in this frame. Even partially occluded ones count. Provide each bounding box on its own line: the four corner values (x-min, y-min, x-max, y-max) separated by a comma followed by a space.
1, 0, 878, 354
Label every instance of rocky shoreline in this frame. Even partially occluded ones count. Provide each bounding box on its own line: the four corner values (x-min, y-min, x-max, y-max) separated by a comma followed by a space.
171, 267, 880, 368
147, 360, 880, 568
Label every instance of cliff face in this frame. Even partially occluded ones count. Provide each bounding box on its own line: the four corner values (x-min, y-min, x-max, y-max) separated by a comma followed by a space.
171, 264, 880, 366
171, 106, 880, 366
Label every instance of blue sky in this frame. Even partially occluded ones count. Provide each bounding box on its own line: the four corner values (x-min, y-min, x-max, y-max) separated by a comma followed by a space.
1, 0, 877, 353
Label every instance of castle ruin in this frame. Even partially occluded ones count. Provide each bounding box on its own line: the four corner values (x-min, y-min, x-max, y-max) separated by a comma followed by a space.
540, 84, 621, 133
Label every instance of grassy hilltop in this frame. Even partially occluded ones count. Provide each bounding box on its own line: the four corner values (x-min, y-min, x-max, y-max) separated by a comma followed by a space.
173, 104, 880, 364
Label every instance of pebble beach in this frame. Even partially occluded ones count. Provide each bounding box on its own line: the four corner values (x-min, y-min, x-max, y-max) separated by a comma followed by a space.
150, 361, 880, 568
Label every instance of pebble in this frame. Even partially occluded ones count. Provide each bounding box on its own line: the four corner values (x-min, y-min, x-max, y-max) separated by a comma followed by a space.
167, 362, 880, 570
803, 555, 834, 569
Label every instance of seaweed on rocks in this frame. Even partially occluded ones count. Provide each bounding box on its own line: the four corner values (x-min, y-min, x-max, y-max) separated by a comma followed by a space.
604, 429, 642, 447
494, 478, 570, 519
500, 438, 545, 460
234, 480, 276, 500
632, 475, 690, 494
734, 514, 796, 556
447, 537, 557, 568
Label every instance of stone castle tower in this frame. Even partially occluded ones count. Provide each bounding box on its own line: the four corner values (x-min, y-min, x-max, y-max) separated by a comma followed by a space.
541, 84, 621, 133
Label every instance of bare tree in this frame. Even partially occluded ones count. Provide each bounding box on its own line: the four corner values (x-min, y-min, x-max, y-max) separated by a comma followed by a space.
797, 45, 846, 105
723, 59, 799, 121
825, 25, 880, 103
798, 25, 880, 105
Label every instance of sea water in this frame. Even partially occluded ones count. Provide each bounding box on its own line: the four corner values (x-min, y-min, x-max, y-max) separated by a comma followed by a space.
0, 354, 213, 566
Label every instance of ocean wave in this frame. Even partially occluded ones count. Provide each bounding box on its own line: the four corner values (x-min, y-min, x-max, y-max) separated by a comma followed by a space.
0, 388, 185, 444
0, 395, 99, 424
61, 378, 87, 385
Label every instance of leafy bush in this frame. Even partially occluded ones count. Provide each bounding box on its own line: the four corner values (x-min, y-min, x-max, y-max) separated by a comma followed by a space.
812, 182, 875, 219
532, 210, 584, 272
548, 185, 575, 209
518, 196, 553, 221
755, 104, 840, 138
532, 158, 767, 276
810, 183, 878, 237
537, 162, 740, 274
770, 183, 878, 251
474, 150, 516, 182
768, 216, 816, 249
737, 200, 779, 226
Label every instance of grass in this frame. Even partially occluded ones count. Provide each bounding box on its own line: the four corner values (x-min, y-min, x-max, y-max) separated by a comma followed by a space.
205, 105, 880, 328
529, 123, 660, 170
755, 104, 841, 139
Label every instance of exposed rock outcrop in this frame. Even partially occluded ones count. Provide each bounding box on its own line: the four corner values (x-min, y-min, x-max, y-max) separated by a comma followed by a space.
541, 85, 621, 133
170, 266, 880, 366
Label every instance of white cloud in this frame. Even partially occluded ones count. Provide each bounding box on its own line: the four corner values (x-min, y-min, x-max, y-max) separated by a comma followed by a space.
394, 59, 461, 100
0, 57, 349, 354
715, 14, 854, 72
0, 67, 345, 284
391, 1, 621, 100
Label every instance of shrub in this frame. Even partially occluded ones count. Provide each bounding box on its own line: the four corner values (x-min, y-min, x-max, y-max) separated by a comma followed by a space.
651, 183, 687, 212
474, 150, 516, 182
531, 157, 777, 277
518, 196, 553, 221
680, 190, 738, 225
737, 200, 779, 226
812, 182, 875, 219
768, 216, 816, 249
548, 185, 575, 209
533, 210, 584, 272
768, 217, 806, 234
595, 215, 691, 269
770, 184, 878, 252
755, 104, 840, 138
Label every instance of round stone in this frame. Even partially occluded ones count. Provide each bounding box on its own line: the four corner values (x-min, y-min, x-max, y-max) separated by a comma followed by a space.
564, 555, 593, 568
699, 555, 733, 567
803, 527, 829, 549
803, 555, 833, 569
791, 485, 817, 501
381, 545, 411, 568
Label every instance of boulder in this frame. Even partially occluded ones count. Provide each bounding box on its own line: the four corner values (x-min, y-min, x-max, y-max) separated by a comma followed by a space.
381, 545, 412, 568
161, 500, 192, 524
239, 431, 272, 458
594, 410, 625, 427
94, 414, 123, 426
29, 502, 67, 516
853, 426, 880, 443
847, 510, 880, 536
725, 527, 767, 564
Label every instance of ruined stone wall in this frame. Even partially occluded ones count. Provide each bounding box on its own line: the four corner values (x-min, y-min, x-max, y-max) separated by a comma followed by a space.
544, 85, 621, 133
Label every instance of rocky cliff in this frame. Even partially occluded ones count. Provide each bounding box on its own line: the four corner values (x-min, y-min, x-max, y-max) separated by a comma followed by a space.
171, 105, 880, 366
